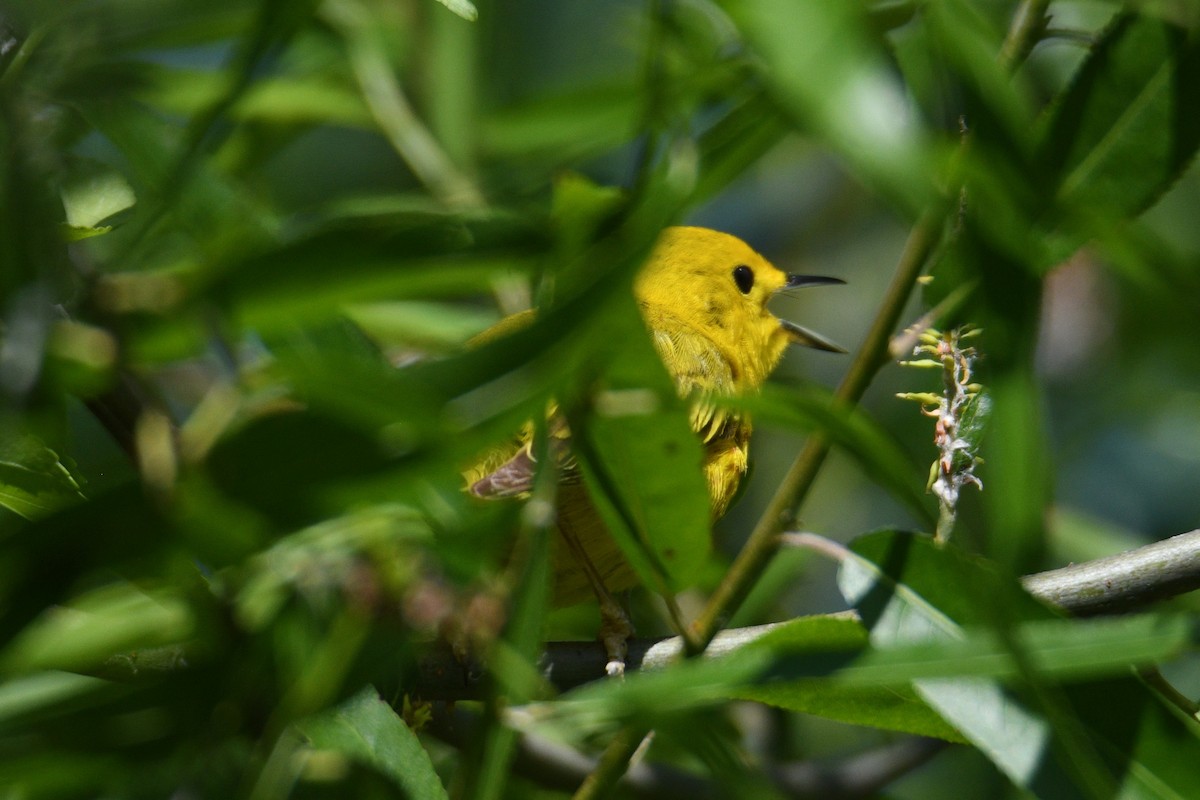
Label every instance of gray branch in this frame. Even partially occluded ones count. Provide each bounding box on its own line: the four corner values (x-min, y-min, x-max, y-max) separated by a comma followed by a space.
1020, 529, 1200, 615
414, 529, 1200, 799
409, 529, 1200, 699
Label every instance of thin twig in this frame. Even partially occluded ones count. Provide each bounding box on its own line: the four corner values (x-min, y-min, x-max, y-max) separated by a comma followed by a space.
998, 0, 1053, 69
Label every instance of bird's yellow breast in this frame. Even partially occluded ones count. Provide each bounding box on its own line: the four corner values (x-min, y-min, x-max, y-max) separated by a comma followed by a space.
467, 226, 824, 604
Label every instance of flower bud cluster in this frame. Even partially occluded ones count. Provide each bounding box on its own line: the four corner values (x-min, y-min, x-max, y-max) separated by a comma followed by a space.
898, 327, 986, 542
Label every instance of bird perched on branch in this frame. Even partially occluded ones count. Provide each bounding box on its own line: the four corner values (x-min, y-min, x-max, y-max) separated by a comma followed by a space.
465, 226, 842, 675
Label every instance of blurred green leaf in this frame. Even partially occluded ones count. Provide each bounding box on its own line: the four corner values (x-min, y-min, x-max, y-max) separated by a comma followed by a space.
723, 0, 937, 214
0, 486, 186, 646
564, 294, 712, 594
922, 0, 1038, 141
298, 686, 449, 800
0, 436, 84, 521
234, 504, 431, 631
431, 0, 478, 22
1, 583, 193, 675
139, 67, 374, 128
59, 162, 136, 230
550, 171, 627, 263
61, 224, 114, 241
344, 300, 498, 352
0, 671, 114, 731
0, 753, 122, 799
480, 83, 639, 162
205, 409, 400, 527
1036, 12, 1200, 266
210, 214, 542, 334
689, 89, 790, 205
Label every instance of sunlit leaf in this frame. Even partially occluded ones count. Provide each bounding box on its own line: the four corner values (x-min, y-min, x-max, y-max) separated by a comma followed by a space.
732, 615, 964, 741
60, 162, 136, 230
1, 584, 193, 675
0, 672, 114, 731
431, 0, 478, 22
839, 530, 1200, 799
298, 687, 449, 800
0, 437, 84, 521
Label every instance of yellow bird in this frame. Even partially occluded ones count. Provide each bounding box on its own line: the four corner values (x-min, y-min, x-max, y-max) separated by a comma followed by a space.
465, 226, 842, 674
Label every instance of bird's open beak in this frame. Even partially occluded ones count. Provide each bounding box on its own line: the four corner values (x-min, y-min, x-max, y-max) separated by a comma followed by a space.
779, 274, 846, 353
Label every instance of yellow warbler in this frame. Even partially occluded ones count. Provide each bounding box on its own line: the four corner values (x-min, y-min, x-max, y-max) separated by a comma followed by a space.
465, 226, 841, 673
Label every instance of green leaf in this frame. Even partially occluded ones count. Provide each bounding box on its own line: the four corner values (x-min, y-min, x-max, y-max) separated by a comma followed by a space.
344, 300, 498, 352
0, 672, 115, 732
1036, 12, 1200, 265
61, 224, 114, 241
480, 83, 639, 162
0, 436, 85, 521
139, 66, 374, 127
689, 89, 790, 205
205, 409, 402, 527
837, 614, 1192, 685
838, 530, 1200, 799
722, 0, 936, 214
738, 613, 1186, 741
299, 687, 449, 800
1062, 677, 1200, 800
210, 214, 542, 334
1, 584, 194, 675
59, 162, 136, 230
432, 0, 478, 22
733, 615, 965, 741
235, 504, 431, 631
569, 299, 713, 594
920, 0, 1038, 145
837, 532, 1092, 797
543, 615, 961, 741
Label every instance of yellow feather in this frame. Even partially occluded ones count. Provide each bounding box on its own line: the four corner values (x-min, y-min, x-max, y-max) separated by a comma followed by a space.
466, 226, 839, 606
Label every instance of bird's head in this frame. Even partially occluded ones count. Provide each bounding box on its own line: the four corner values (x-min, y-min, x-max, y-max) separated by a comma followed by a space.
634, 226, 843, 388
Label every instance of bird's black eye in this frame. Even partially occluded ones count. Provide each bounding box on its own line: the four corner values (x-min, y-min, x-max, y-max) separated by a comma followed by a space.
733, 265, 754, 294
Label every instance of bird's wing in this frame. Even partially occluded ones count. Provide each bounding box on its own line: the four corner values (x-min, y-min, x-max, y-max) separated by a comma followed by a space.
647, 324, 737, 444
468, 413, 578, 498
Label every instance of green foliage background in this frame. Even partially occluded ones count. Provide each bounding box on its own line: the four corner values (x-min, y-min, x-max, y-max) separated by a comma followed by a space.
2, 0, 1200, 797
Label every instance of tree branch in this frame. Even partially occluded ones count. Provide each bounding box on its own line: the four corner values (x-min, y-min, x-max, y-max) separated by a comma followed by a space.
410, 530, 1200, 699
1021, 528, 1200, 615
414, 529, 1200, 797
